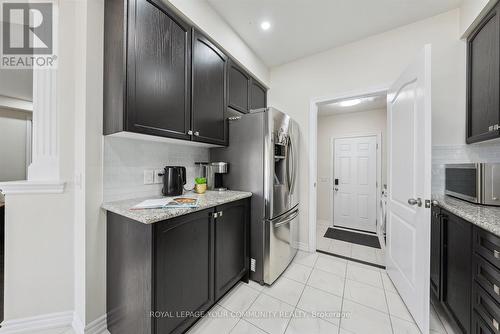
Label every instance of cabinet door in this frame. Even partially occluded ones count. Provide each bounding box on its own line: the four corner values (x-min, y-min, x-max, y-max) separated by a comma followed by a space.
127, 0, 191, 140
192, 30, 228, 145
154, 208, 214, 334
228, 60, 250, 114
250, 79, 267, 111
443, 211, 473, 334
430, 207, 442, 300
215, 199, 249, 300
467, 3, 500, 143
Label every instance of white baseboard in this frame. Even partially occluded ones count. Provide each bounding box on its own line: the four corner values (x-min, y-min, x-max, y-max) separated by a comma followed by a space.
0, 310, 74, 333
83, 314, 109, 334
296, 241, 310, 252
73, 313, 109, 334
0, 312, 109, 334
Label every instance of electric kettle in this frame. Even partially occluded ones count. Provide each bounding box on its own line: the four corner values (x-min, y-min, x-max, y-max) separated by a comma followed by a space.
159, 166, 186, 196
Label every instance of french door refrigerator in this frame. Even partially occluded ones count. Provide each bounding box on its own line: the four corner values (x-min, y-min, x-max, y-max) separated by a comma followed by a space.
211, 107, 299, 285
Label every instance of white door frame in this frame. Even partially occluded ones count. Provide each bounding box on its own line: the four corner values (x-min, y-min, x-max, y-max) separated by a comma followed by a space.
308, 85, 390, 252
330, 133, 382, 233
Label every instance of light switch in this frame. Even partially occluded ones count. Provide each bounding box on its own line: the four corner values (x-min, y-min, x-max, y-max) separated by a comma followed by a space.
143, 170, 154, 185
154, 169, 163, 184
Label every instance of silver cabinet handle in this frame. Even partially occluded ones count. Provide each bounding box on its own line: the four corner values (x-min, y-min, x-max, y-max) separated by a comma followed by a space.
408, 198, 422, 207
187, 130, 193, 135
493, 318, 499, 331
494, 250, 500, 259
228, 116, 242, 121
194, 131, 200, 136
494, 284, 499, 295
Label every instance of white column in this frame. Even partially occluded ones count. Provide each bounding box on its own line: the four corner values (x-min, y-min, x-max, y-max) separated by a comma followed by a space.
27, 68, 60, 181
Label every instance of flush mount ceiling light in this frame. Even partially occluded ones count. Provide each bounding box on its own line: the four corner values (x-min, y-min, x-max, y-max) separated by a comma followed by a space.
260, 21, 271, 31
339, 98, 361, 107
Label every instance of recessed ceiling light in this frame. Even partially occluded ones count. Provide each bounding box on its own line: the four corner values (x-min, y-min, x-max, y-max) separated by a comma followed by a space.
260, 21, 271, 31
339, 98, 361, 107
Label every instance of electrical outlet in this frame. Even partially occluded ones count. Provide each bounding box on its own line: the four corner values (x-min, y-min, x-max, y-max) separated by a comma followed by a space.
154, 169, 163, 184
143, 170, 154, 185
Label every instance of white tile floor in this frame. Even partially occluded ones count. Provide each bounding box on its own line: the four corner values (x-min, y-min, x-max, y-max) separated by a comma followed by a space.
187, 251, 451, 334
316, 221, 385, 267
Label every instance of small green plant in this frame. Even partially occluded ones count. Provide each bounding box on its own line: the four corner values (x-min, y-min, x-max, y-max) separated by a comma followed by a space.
195, 177, 207, 185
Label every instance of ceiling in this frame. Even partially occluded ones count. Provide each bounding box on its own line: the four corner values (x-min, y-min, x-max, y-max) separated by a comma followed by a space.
207, 0, 462, 67
318, 94, 387, 117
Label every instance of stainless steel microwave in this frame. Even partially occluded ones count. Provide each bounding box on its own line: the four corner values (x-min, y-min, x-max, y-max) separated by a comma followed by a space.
445, 163, 500, 206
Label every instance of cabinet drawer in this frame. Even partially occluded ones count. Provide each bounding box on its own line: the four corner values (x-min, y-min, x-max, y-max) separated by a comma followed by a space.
474, 227, 500, 270
474, 283, 500, 333
474, 311, 497, 334
475, 254, 500, 305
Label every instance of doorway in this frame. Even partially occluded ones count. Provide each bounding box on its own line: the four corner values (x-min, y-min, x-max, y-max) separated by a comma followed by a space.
333, 135, 378, 233
314, 92, 387, 267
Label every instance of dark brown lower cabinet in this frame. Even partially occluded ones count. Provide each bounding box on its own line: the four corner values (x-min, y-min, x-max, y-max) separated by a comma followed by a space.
215, 199, 249, 300
442, 211, 473, 334
430, 206, 442, 300
107, 198, 250, 334
155, 209, 215, 334
432, 205, 500, 334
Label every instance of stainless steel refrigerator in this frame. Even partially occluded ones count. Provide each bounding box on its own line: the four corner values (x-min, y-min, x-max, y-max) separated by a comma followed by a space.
211, 107, 299, 285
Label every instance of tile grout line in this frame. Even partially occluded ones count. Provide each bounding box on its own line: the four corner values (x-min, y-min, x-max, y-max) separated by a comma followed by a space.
380, 270, 396, 334
237, 284, 273, 334
277, 256, 318, 334
338, 256, 349, 334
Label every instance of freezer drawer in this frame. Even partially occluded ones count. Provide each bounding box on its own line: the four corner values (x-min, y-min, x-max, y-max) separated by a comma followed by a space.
264, 206, 299, 284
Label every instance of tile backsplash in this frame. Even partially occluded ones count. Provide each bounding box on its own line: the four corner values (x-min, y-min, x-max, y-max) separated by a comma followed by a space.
432, 141, 500, 194
104, 136, 209, 202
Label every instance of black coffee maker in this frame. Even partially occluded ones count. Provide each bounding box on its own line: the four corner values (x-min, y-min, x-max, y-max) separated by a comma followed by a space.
159, 166, 186, 196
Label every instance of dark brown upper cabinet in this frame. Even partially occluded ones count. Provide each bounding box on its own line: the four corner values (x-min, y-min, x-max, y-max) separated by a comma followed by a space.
250, 79, 267, 111
104, 0, 191, 140
191, 29, 228, 146
228, 60, 251, 114
466, 2, 500, 144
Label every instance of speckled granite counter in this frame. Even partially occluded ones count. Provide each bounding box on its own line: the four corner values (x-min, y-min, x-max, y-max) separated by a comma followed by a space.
102, 190, 252, 224
433, 194, 500, 237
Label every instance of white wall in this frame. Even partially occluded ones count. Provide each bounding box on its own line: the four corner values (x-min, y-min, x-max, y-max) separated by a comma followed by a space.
317, 108, 387, 223
167, 0, 269, 85
2, 0, 78, 322
104, 137, 209, 202
269, 9, 465, 249
0, 108, 30, 182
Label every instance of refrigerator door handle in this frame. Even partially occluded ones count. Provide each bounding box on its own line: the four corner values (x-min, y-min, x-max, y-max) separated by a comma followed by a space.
269, 207, 299, 227
289, 137, 296, 194
286, 139, 292, 191
273, 210, 299, 228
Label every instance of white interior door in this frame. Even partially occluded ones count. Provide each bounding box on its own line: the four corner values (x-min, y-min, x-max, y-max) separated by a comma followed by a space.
386, 45, 432, 334
333, 136, 377, 233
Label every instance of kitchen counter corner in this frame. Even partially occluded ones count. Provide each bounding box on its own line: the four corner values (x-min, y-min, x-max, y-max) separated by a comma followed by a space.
102, 190, 252, 224
433, 194, 500, 237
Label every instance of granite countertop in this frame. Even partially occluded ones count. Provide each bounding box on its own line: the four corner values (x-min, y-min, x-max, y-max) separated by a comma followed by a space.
102, 190, 252, 224
433, 194, 500, 237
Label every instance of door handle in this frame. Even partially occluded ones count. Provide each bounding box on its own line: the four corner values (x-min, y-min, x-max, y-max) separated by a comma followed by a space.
408, 198, 422, 207
272, 210, 299, 228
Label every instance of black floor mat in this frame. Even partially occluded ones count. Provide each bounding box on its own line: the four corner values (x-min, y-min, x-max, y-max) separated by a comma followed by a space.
324, 227, 381, 249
